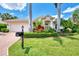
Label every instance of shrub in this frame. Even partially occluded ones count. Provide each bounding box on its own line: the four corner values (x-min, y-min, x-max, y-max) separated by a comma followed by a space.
72, 28, 77, 33
43, 27, 55, 33
33, 25, 44, 32
0, 23, 7, 31
61, 19, 74, 29
24, 32, 58, 38
72, 24, 79, 33
63, 27, 72, 33
77, 29, 79, 33
1, 28, 9, 32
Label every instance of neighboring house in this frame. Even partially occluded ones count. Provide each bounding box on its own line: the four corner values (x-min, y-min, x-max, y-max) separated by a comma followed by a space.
35, 15, 56, 30
4, 20, 30, 32
42, 16, 56, 30
34, 15, 64, 30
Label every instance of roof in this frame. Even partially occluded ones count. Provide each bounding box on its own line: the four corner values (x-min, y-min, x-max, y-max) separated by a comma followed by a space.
4, 19, 28, 23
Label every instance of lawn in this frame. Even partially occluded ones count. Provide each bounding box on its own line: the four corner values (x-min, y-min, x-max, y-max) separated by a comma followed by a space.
9, 33, 79, 56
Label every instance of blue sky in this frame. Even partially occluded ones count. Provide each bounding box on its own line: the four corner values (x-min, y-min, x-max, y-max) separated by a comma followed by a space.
0, 3, 79, 20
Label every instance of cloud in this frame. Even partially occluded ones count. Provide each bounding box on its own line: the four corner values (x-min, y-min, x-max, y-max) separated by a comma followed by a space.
63, 5, 79, 13
52, 14, 64, 18
0, 3, 26, 11
10, 12, 15, 15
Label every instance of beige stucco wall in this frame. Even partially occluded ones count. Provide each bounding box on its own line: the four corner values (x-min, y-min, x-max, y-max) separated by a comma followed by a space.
6, 21, 29, 32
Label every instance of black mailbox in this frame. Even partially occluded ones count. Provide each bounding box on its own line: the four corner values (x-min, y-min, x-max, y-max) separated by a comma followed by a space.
16, 32, 23, 37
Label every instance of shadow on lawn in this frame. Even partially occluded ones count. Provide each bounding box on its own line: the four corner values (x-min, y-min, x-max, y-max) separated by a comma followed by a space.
61, 33, 79, 40
65, 36, 79, 40
53, 33, 79, 46
53, 36, 63, 46
24, 46, 32, 54
60, 33, 77, 36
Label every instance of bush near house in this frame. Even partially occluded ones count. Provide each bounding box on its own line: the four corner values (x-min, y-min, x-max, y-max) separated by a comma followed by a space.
0, 23, 7, 30
43, 27, 55, 33
33, 25, 44, 32
71, 24, 79, 33
0, 23, 9, 32
1, 28, 9, 32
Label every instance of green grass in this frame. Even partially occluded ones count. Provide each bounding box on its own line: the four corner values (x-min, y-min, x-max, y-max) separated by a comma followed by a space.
9, 33, 79, 56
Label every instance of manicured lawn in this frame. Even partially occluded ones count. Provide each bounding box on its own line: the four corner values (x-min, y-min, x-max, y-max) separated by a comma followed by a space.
9, 33, 79, 56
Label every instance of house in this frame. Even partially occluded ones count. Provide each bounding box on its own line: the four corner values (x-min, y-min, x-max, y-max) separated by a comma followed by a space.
42, 16, 56, 30
33, 15, 64, 32
34, 15, 56, 30
4, 20, 30, 32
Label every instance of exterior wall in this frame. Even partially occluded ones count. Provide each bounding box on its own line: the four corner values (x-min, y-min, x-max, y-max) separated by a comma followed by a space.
50, 21, 55, 29
7, 22, 29, 32
44, 20, 55, 30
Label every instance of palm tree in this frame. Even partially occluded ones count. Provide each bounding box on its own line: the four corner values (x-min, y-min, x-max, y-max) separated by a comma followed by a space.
29, 3, 32, 32
54, 3, 61, 32
0, 13, 18, 20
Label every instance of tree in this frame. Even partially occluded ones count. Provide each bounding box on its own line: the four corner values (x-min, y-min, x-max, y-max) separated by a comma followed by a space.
54, 3, 61, 32
61, 18, 74, 28
0, 13, 18, 20
29, 3, 32, 32
11, 16, 18, 19
72, 8, 79, 24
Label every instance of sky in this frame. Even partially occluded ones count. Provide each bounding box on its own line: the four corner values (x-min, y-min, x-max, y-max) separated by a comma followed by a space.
0, 3, 79, 20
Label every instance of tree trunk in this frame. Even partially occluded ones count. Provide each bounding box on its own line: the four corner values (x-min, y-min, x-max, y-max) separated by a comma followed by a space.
56, 3, 61, 32
29, 3, 32, 32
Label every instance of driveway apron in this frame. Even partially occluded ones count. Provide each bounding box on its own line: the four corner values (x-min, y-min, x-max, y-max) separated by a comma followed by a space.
0, 32, 20, 56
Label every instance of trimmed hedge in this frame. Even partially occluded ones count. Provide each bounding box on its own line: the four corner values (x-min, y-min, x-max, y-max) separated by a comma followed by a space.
24, 32, 59, 38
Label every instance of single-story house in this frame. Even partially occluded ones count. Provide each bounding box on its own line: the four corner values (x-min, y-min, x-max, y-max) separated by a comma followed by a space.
4, 20, 30, 32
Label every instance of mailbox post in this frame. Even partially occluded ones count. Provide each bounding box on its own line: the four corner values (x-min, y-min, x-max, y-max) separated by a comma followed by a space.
15, 26, 24, 49
22, 26, 24, 49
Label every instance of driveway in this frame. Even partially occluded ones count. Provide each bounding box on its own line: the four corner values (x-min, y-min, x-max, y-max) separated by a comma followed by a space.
0, 32, 20, 56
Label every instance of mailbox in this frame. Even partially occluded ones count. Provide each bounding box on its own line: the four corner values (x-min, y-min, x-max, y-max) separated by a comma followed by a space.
16, 32, 23, 37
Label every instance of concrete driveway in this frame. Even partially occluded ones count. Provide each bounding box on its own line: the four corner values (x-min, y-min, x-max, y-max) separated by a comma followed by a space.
0, 32, 20, 56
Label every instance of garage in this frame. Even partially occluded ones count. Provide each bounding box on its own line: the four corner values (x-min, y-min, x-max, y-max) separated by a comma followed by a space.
4, 20, 30, 32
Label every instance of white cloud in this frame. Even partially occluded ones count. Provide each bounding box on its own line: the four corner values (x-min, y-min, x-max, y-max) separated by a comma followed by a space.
63, 5, 79, 13
0, 3, 27, 11
52, 14, 64, 18
64, 17, 68, 20
10, 13, 15, 15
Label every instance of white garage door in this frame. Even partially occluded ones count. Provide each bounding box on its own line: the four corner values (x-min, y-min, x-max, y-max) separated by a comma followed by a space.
8, 24, 29, 32
10, 25, 22, 32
